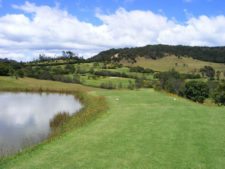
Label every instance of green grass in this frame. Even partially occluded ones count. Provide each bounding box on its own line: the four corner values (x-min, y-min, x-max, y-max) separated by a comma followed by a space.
80, 75, 135, 88
0, 76, 92, 92
0, 77, 225, 168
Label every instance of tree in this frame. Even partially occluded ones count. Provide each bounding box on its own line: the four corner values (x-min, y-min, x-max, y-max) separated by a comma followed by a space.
156, 69, 184, 94
216, 71, 221, 80
200, 66, 215, 79
64, 64, 75, 73
184, 81, 209, 103
39, 71, 53, 80
0, 63, 9, 76
62, 51, 78, 59
128, 80, 135, 90
73, 74, 81, 83
17, 69, 24, 78
213, 83, 225, 105
135, 78, 144, 89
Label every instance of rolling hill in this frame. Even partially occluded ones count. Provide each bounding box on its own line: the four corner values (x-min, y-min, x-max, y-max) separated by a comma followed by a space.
90, 44, 225, 63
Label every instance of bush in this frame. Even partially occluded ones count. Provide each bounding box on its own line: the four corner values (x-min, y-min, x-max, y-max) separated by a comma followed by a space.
0, 63, 10, 76
130, 66, 154, 73
181, 73, 201, 79
184, 81, 209, 103
94, 70, 129, 78
39, 71, 53, 80
213, 83, 225, 105
100, 82, 116, 89
155, 69, 185, 94
128, 80, 135, 90
17, 69, 24, 78
200, 66, 215, 79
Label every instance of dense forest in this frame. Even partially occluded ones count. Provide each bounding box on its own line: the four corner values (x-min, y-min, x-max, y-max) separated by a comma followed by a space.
90, 45, 225, 63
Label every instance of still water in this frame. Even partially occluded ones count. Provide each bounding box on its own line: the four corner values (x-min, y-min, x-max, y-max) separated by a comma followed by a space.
0, 92, 82, 156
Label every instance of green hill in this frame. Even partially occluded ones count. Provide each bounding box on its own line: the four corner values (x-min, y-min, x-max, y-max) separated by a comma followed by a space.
122, 55, 225, 75
90, 44, 225, 63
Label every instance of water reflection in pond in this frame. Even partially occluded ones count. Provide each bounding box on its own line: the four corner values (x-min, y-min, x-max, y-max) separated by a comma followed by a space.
0, 92, 82, 156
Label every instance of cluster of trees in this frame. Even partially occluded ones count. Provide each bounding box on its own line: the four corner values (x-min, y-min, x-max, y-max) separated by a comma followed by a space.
154, 70, 184, 94
23, 65, 82, 84
199, 66, 224, 80
29, 51, 85, 66
38, 51, 81, 61
100, 82, 117, 89
200, 66, 215, 79
0, 59, 24, 78
99, 80, 146, 90
94, 70, 130, 78
183, 81, 209, 103
213, 83, 225, 105
91, 45, 225, 63
93, 70, 151, 80
129, 66, 154, 73
154, 69, 225, 105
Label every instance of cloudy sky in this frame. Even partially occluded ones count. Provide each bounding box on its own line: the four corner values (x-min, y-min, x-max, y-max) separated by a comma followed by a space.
0, 0, 225, 61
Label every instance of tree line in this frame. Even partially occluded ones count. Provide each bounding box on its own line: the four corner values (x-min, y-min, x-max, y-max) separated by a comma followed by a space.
90, 44, 225, 63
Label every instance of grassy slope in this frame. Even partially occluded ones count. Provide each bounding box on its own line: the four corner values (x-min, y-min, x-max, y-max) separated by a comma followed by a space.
0, 76, 92, 92
122, 56, 225, 74
1, 77, 225, 168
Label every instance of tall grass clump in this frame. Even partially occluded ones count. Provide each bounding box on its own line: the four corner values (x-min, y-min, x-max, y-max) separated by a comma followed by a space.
49, 92, 108, 138
50, 112, 70, 130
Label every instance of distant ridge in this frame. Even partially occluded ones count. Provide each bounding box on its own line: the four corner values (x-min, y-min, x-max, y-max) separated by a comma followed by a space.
90, 45, 225, 63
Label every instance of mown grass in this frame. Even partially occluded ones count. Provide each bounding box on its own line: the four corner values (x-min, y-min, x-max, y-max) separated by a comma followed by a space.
0, 77, 225, 169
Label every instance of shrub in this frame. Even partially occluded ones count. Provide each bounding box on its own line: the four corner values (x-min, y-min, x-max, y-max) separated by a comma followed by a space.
155, 69, 185, 94
184, 81, 209, 103
0, 63, 10, 76
100, 82, 116, 89
128, 80, 135, 90
213, 83, 225, 105
39, 71, 53, 80
200, 66, 215, 79
130, 66, 154, 73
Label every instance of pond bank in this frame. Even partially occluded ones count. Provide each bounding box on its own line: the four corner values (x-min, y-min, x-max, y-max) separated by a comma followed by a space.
0, 77, 108, 161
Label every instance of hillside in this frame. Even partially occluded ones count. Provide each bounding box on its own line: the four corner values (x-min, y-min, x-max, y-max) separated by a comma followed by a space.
122, 55, 225, 74
90, 45, 225, 63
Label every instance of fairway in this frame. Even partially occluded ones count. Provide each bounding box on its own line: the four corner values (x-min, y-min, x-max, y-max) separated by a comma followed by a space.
0, 78, 225, 169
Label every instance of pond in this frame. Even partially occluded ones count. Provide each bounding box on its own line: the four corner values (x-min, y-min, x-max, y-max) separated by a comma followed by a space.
0, 92, 82, 157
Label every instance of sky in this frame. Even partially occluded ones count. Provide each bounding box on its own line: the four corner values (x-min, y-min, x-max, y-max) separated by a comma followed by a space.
0, 0, 225, 61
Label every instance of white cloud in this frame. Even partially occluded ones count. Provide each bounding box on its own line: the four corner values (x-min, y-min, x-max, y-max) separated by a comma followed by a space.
0, 1, 225, 61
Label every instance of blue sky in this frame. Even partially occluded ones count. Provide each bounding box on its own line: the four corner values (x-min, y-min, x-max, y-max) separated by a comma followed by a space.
0, 0, 225, 60
1, 0, 224, 23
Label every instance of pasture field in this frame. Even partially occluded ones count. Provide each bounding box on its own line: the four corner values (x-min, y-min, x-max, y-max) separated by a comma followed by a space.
122, 55, 225, 75
0, 77, 225, 168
